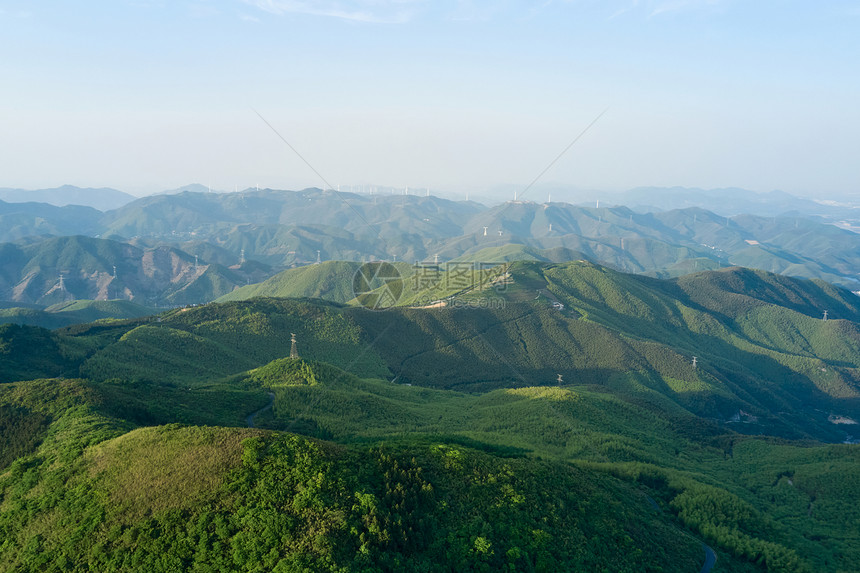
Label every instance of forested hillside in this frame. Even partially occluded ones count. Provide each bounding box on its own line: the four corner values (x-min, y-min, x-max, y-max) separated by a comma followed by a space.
2, 212, 859, 571
0, 376, 718, 572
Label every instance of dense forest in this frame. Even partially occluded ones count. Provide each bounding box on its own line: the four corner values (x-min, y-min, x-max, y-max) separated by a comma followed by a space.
1, 261, 858, 571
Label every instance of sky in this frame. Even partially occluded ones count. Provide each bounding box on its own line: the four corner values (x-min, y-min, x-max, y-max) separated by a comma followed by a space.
1, 0, 859, 200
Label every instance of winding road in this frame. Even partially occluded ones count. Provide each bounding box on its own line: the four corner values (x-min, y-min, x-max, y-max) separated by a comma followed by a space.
700, 543, 717, 573
246, 392, 275, 428
645, 495, 717, 572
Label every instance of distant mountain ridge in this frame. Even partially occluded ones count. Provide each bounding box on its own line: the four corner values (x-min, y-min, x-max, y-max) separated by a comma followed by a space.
0, 185, 137, 211
2, 186, 859, 291
152, 183, 214, 195
616, 186, 845, 217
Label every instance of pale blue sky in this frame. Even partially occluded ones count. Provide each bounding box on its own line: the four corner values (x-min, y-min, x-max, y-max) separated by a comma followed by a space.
1, 0, 858, 199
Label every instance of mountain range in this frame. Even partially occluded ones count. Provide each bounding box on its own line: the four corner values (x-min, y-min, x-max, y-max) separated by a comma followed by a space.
2, 188, 859, 292
2, 259, 859, 571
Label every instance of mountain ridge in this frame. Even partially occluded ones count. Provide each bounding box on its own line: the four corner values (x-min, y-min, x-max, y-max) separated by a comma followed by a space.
3, 188, 857, 290
0, 185, 137, 211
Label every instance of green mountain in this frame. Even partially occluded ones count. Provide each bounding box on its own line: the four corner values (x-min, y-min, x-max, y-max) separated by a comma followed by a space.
454, 203, 860, 287
23, 261, 857, 441
450, 244, 587, 263
218, 260, 418, 304
243, 360, 858, 572
0, 235, 273, 308
219, 261, 366, 303
0, 376, 724, 572
0, 299, 157, 329
0, 324, 76, 383
338, 262, 858, 440
3, 260, 860, 570
4, 183, 860, 572
205, 223, 395, 267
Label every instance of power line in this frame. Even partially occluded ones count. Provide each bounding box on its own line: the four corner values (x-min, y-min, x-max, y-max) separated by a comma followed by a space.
518, 108, 609, 201
252, 108, 382, 239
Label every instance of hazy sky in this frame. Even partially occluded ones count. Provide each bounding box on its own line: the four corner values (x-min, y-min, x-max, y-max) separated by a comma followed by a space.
2, 0, 859, 199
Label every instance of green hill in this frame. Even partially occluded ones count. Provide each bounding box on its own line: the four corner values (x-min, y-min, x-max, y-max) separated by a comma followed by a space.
0, 299, 157, 329
218, 260, 369, 303
1, 362, 847, 571
238, 359, 858, 572
7, 261, 856, 440
3, 260, 860, 571
76, 299, 390, 384
0, 376, 740, 573
0, 324, 76, 382
339, 262, 859, 440
45, 299, 155, 318
449, 244, 587, 263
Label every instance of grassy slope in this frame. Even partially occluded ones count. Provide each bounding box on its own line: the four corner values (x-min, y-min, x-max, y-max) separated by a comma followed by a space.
241, 360, 856, 572
217, 260, 365, 303
0, 377, 722, 573
0, 300, 158, 330
217, 260, 417, 304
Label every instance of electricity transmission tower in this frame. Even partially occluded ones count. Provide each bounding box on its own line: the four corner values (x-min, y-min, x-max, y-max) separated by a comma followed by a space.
290, 333, 299, 359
